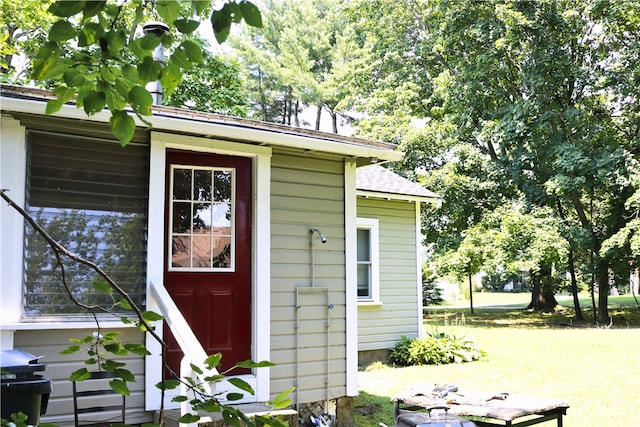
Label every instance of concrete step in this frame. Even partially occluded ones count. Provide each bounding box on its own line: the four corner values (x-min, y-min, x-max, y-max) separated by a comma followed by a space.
161, 404, 298, 427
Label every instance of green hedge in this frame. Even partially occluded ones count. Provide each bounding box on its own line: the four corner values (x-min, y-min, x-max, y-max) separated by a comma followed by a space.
389, 333, 484, 366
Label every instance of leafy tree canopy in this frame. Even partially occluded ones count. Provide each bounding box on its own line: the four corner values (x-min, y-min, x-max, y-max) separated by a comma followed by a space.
0, 0, 54, 82
341, 0, 640, 320
28, 0, 262, 145
165, 40, 249, 116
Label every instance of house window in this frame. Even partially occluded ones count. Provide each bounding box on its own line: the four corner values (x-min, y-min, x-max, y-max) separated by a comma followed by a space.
357, 218, 380, 302
169, 165, 235, 270
23, 131, 149, 317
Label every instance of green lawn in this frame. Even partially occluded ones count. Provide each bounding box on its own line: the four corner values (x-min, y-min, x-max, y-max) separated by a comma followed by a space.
355, 294, 640, 427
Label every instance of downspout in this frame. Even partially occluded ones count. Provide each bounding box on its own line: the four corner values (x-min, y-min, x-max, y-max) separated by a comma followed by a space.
142, 22, 169, 106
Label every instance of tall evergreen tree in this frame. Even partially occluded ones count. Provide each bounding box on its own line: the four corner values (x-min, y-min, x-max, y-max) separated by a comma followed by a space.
231, 0, 348, 131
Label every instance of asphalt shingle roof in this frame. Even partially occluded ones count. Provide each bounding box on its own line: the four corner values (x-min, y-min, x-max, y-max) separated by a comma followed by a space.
356, 164, 440, 200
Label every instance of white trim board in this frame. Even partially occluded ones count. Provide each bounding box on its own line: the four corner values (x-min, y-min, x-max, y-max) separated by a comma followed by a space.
145, 132, 272, 410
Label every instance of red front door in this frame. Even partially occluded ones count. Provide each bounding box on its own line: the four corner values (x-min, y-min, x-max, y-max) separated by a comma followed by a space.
164, 149, 252, 375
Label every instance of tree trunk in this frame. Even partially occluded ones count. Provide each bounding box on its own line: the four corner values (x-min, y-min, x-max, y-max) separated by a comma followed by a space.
283, 95, 290, 125
257, 67, 268, 122
596, 259, 610, 325
330, 109, 338, 134
1, 53, 13, 73
315, 105, 322, 131
590, 250, 597, 320
631, 266, 640, 297
468, 274, 474, 315
528, 283, 559, 312
1, 29, 16, 74
527, 265, 559, 312
631, 267, 640, 310
568, 249, 584, 321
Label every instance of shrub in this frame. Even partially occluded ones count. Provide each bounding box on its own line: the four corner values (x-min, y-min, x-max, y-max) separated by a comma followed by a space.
389, 333, 483, 366
422, 268, 444, 306
388, 336, 414, 366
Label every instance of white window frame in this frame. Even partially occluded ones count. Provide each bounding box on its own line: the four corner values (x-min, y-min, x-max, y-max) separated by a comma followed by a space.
357, 217, 380, 304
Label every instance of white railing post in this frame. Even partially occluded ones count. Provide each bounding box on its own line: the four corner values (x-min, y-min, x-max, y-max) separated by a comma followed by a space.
148, 282, 218, 425
180, 356, 198, 427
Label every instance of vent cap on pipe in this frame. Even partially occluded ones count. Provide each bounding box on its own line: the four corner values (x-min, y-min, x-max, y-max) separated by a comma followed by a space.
142, 22, 170, 106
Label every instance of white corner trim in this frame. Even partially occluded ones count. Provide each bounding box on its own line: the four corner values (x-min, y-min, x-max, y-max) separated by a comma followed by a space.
344, 159, 358, 396
415, 202, 424, 338
253, 152, 271, 401
145, 136, 167, 411
0, 116, 26, 330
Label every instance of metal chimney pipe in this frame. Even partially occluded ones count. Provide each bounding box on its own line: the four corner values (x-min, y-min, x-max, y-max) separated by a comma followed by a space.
142, 22, 170, 106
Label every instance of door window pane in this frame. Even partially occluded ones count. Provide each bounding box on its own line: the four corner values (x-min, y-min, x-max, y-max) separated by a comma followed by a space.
214, 171, 232, 202
194, 169, 212, 201
193, 203, 212, 231
192, 235, 212, 268
212, 236, 232, 268
173, 169, 192, 200
172, 236, 191, 268
212, 203, 231, 228
173, 202, 191, 233
170, 166, 235, 271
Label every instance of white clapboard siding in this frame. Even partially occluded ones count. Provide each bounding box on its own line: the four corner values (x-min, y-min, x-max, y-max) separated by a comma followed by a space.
269, 151, 347, 405
14, 328, 151, 427
357, 197, 421, 351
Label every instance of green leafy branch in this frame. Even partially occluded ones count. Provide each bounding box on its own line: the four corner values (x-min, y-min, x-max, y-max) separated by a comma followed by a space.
31, 0, 262, 146
1, 411, 57, 427
1, 189, 159, 338
1, 189, 291, 426
157, 355, 294, 426
61, 331, 146, 396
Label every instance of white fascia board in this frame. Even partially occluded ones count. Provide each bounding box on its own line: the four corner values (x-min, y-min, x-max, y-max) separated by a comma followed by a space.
1, 96, 403, 162
150, 111, 404, 162
356, 189, 442, 205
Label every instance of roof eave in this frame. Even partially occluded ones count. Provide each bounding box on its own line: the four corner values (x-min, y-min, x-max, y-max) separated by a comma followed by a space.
0, 88, 403, 162
357, 189, 442, 206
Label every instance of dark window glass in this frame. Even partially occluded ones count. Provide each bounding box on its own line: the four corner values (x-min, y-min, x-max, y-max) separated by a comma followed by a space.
23, 131, 149, 317
357, 228, 372, 298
